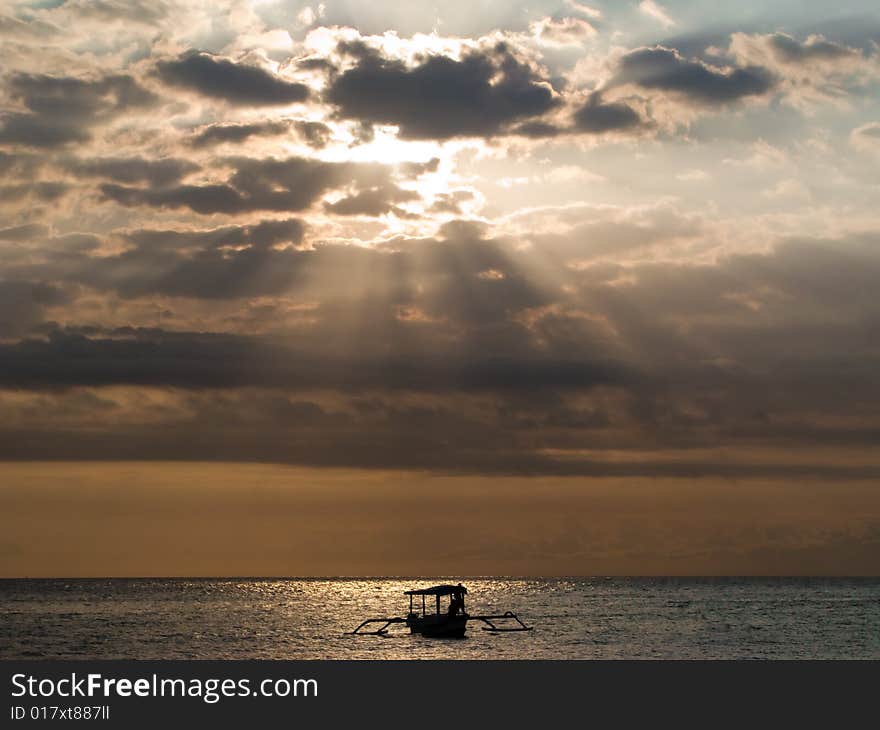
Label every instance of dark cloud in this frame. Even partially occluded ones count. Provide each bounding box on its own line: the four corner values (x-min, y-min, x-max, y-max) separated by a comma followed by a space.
324, 184, 419, 216
76, 218, 307, 298
573, 94, 644, 133
0, 327, 630, 394
0, 72, 157, 148
191, 119, 332, 148
766, 33, 858, 63
1, 221, 880, 477
0, 281, 68, 337
429, 190, 474, 215
0, 218, 308, 301
613, 47, 776, 103
50, 233, 102, 252
0, 182, 70, 203
3, 422, 879, 480
0, 113, 89, 148
0, 223, 50, 241
192, 120, 290, 147
293, 120, 334, 148
510, 120, 564, 138
99, 155, 387, 214
6, 217, 537, 314
326, 43, 560, 138
0, 151, 42, 177
399, 158, 440, 176
65, 156, 200, 186
296, 57, 337, 74
5, 219, 530, 304
99, 182, 243, 214
103, 246, 307, 299
123, 218, 305, 251
156, 52, 311, 105
7, 73, 157, 115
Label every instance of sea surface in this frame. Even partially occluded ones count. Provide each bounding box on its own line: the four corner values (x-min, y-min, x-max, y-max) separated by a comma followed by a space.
2, 578, 879, 660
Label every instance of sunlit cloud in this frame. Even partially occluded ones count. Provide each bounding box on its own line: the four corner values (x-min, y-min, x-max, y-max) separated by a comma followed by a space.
530, 16, 598, 48
565, 1, 603, 20
850, 121, 880, 151
638, 0, 675, 29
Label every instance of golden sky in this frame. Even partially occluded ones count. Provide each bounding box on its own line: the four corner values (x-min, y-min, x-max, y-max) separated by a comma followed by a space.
2, 462, 879, 576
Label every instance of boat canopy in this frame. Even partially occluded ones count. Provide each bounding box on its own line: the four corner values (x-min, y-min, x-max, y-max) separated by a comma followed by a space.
404, 584, 467, 596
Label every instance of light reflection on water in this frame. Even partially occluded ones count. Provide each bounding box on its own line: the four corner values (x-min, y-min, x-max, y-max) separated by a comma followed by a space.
2, 577, 879, 659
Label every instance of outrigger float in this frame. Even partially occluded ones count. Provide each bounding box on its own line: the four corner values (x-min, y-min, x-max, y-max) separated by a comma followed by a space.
351, 583, 532, 638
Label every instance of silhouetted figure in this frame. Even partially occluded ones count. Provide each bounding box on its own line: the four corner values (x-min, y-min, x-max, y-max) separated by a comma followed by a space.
448, 585, 466, 616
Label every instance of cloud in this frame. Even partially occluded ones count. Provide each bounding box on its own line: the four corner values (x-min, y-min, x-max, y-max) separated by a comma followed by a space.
509, 120, 565, 137
0, 327, 629, 394
639, 1, 675, 29
675, 169, 710, 182
0, 72, 157, 148
123, 218, 306, 250
48, 0, 171, 25
0, 281, 68, 337
531, 17, 597, 47
95, 246, 306, 299
573, 93, 644, 133
156, 51, 311, 105
727, 32, 876, 107
0, 223, 50, 241
290, 120, 334, 148
65, 218, 307, 299
763, 33, 859, 64
0, 112, 89, 148
429, 190, 475, 215
325, 42, 560, 139
398, 157, 440, 177
1, 219, 880, 478
324, 184, 419, 216
190, 119, 332, 148
0, 182, 70, 203
190, 120, 290, 147
64, 156, 200, 186
851, 121, 880, 150
565, 1, 602, 19
0, 12, 58, 40
99, 155, 389, 214
0, 152, 42, 177
612, 47, 776, 104
99, 182, 241, 214
1, 5, 879, 485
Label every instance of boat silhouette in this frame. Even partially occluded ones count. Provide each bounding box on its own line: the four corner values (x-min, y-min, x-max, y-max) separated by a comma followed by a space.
352, 583, 532, 638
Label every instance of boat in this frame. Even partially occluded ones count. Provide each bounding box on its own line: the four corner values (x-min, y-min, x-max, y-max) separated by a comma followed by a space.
351, 582, 532, 637
404, 584, 470, 637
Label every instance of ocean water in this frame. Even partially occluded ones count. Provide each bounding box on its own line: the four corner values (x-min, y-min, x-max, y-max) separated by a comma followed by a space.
2, 578, 878, 660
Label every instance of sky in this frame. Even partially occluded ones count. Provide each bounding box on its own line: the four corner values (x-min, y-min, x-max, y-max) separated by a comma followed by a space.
1, 0, 879, 576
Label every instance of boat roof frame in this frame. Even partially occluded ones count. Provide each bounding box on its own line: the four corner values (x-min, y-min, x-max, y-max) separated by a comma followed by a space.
404, 584, 467, 596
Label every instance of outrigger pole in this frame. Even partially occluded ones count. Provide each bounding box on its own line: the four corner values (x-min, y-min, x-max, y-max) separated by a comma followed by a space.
471, 612, 532, 632
351, 617, 407, 635
351, 612, 532, 635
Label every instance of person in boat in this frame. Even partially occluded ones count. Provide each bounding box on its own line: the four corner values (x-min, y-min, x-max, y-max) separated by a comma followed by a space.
448, 586, 465, 616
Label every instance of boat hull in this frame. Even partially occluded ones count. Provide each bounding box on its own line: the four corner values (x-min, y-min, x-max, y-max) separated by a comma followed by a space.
406, 613, 468, 638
